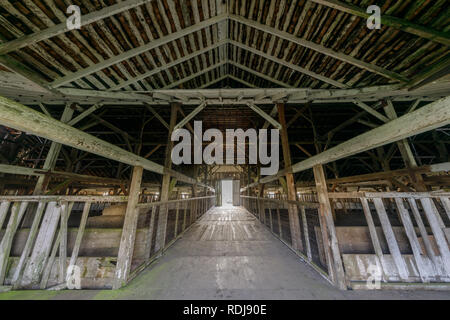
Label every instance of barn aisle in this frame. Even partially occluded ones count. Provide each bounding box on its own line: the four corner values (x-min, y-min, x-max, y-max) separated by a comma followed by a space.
1, 206, 450, 300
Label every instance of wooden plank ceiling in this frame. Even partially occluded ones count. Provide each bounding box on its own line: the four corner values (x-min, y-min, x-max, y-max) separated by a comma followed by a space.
0, 0, 448, 92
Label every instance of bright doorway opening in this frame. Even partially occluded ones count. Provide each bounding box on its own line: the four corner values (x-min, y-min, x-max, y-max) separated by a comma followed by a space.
221, 180, 233, 207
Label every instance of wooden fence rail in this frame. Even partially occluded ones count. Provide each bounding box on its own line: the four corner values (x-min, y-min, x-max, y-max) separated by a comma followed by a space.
240, 195, 330, 283
0, 195, 215, 290
241, 191, 450, 290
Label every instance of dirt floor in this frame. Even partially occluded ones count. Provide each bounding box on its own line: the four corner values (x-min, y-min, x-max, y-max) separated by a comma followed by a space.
1, 206, 450, 300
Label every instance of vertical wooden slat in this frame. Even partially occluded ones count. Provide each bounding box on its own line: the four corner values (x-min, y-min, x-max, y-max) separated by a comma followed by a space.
23, 201, 61, 286
313, 164, 347, 290
269, 203, 274, 232
440, 197, 450, 221
40, 230, 61, 289
263, 200, 267, 225
373, 197, 409, 280
0, 202, 28, 284
11, 201, 46, 288
174, 201, 180, 237
182, 201, 187, 232
277, 202, 283, 238
67, 202, 91, 278
360, 197, 387, 282
0, 201, 11, 229
420, 197, 450, 275
395, 198, 430, 282
260, 198, 265, 222
360, 198, 384, 258
39, 202, 73, 289
154, 104, 178, 253
300, 205, 312, 261
144, 205, 156, 260
407, 198, 437, 263
113, 166, 143, 289
58, 202, 69, 283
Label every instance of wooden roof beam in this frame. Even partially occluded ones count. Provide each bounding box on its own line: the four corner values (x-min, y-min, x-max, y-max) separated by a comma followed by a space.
244, 96, 450, 188
229, 61, 293, 88
164, 61, 226, 89
51, 14, 228, 88
229, 14, 409, 83
229, 40, 347, 88
295, 96, 450, 174
0, 0, 156, 55
111, 40, 228, 91
173, 101, 207, 131
247, 101, 282, 130
227, 75, 258, 88
0, 94, 212, 190
309, 0, 450, 46
0, 164, 126, 185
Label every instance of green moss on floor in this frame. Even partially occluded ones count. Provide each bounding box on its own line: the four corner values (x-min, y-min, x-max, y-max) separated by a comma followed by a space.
0, 290, 58, 300
94, 260, 169, 300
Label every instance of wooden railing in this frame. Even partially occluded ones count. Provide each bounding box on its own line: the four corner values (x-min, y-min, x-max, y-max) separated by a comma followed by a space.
0, 195, 128, 289
242, 191, 450, 290
240, 195, 330, 281
328, 191, 450, 289
131, 195, 216, 279
0, 195, 215, 290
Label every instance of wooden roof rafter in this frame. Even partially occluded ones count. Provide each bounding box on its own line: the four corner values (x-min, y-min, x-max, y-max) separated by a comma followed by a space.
308, 0, 450, 46
0, 1, 447, 94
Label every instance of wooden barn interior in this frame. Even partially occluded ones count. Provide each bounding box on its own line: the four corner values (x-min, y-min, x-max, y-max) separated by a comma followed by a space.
0, 0, 449, 298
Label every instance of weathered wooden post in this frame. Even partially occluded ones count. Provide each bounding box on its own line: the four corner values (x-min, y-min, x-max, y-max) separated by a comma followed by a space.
113, 166, 143, 289
154, 103, 178, 254
278, 103, 303, 252
313, 164, 347, 290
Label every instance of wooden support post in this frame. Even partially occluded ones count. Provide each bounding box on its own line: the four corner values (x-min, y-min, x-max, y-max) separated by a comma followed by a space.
113, 165, 143, 289
34, 105, 74, 195
277, 103, 303, 251
0, 202, 28, 284
154, 103, 178, 253
313, 164, 347, 290
58, 202, 69, 283
300, 205, 312, 261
